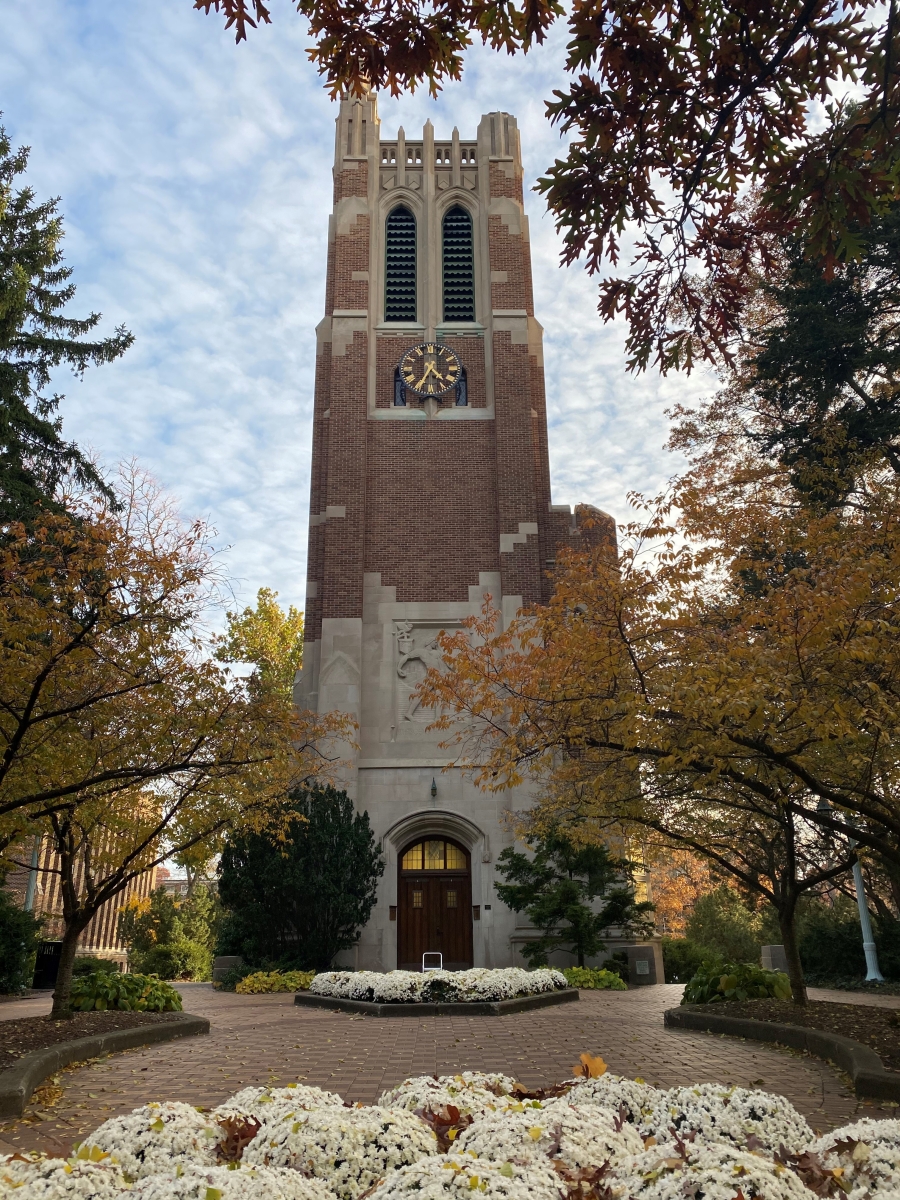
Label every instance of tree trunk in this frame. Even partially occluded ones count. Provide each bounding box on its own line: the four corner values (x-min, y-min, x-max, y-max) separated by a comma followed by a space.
778, 908, 807, 1006
50, 920, 88, 1019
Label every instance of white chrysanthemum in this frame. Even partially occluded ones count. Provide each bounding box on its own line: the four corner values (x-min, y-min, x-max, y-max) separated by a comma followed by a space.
645, 1084, 813, 1154
81, 1101, 219, 1180
309, 969, 567, 1005
379, 1073, 517, 1116
812, 1117, 900, 1199
610, 1141, 812, 1200
212, 1083, 344, 1124
242, 1104, 438, 1197
565, 1073, 661, 1126
0, 1152, 127, 1199
130, 1162, 336, 1200
368, 1151, 566, 1200
455, 1099, 643, 1168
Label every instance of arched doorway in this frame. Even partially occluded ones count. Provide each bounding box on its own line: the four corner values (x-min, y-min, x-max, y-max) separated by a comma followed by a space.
398, 838, 473, 970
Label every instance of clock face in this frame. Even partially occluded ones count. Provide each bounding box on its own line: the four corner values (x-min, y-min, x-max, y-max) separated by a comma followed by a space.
398, 342, 462, 397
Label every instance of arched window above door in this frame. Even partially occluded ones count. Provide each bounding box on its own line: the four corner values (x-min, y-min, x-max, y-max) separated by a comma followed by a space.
385, 206, 417, 321
442, 205, 475, 322
401, 839, 468, 871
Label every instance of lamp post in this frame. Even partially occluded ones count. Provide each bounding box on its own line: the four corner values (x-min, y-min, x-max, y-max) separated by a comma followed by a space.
852, 855, 885, 982
817, 798, 883, 982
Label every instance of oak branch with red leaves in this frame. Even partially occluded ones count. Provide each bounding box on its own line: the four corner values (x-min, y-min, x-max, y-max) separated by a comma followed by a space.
195, 0, 899, 373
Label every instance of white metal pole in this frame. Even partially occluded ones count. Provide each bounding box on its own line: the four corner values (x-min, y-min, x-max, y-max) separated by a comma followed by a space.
852, 858, 885, 982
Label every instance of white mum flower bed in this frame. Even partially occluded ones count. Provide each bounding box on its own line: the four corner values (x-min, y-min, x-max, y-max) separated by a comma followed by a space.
308, 968, 567, 1004
378, 1071, 517, 1116
5, 1067, 900, 1199
242, 1106, 438, 1198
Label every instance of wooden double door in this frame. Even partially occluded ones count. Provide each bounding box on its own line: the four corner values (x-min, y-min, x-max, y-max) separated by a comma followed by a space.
397, 838, 473, 970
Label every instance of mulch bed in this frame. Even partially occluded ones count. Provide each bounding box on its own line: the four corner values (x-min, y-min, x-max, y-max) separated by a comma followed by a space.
710, 998, 900, 1073
0, 1012, 182, 1069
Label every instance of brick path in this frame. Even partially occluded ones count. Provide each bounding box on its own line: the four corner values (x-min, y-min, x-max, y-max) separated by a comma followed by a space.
1, 983, 896, 1158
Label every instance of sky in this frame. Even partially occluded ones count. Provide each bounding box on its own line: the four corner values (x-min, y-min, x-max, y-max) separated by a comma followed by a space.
1, 0, 717, 618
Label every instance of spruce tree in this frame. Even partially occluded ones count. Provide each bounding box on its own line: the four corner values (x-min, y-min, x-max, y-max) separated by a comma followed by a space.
495, 830, 655, 968
0, 124, 132, 523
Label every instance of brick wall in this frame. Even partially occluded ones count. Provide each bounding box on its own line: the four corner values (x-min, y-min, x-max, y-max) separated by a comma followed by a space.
364, 421, 499, 601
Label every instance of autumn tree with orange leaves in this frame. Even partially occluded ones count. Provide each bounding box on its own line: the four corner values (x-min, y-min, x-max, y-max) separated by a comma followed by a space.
0, 468, 349, 1017
196, 0, 900, 372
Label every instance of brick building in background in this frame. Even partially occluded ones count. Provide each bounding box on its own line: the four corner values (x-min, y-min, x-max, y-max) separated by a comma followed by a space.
297, 94, 660, 976
5, 841, 157, 970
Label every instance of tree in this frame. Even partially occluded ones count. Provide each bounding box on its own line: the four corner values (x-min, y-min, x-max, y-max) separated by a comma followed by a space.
214, 587, 304, 703
418, 478, 894, 1001
494, 829, 654, 968
118, 885, 220, 980
645, 850, 711, 936
195, 0, 900, 370
217, 785, 384, 970
0, 468, 350, 1016
0, 126, 132, 524
670, 203, 900, 511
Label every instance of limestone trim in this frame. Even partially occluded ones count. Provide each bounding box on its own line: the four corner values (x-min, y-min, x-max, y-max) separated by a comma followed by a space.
381, 807, 488, 854
499, 522, 538, 553
309, 505, 347, 525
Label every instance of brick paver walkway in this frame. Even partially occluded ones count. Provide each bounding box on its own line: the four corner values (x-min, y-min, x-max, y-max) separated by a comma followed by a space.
1, 983, 896, 1157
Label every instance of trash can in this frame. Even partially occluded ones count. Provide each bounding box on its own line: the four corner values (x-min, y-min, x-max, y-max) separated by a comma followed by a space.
32, 941, 63, 990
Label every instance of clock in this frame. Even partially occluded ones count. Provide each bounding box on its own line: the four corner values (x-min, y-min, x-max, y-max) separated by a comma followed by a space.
398, 342, 462, 398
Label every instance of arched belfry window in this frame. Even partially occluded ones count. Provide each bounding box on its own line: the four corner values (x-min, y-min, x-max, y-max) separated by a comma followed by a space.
442, 205, 475, 322
385, 206, 417, 322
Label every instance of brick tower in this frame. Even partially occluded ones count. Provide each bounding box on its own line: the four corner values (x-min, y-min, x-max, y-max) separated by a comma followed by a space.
297, 93, 614, 971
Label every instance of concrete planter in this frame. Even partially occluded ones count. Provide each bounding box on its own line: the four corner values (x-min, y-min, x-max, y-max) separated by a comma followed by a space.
665, 1005, 900, 1102
294, 987, 580, 1017
0, 1013, 210, 1119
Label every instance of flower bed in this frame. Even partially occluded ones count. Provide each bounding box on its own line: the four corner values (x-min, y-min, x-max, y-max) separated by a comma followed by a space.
6, 1066, 900, 1199
308, 968, 567, 1004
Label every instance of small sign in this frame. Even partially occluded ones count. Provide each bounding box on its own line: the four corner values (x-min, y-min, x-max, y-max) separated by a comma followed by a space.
635, 959, 650, 976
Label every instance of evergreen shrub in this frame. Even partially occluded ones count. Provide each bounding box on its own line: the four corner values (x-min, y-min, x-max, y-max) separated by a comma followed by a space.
662, 937, 708, 983
0, 882, 42, 993
72, 956, 120, 977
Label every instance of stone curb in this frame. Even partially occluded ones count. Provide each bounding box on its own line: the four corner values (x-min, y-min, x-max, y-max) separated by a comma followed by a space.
294, 988, 580, 1017
664, 1006, 900, 1102
0, 1013, 210, 1120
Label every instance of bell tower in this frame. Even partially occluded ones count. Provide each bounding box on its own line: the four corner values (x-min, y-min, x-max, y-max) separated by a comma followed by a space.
297, 93, 613, 970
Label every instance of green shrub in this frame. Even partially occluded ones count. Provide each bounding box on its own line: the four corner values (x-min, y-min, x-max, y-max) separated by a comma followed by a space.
70, 971, 183, 1012
662, 937, 708, 983
119, 886, 217, 981
681, 960, 791, 1004
685, 887, 762, 964
235, 969, 316, 993
603, 952, 630, 982
72, 956, 120, 978
0, 883, 42, 994
135, 939, 212, 982
214, 963, 257, 992
562, 966, 627, 990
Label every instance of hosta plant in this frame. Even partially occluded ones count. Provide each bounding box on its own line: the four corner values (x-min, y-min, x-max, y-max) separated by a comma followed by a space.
681, 961, 791, 1004
561, 966, 627, 990
235, 970, 316, 994
69, 971, 183, 1012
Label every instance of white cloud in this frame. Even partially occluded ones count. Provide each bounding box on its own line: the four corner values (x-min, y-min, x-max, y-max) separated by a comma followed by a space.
1, 0, 713, 615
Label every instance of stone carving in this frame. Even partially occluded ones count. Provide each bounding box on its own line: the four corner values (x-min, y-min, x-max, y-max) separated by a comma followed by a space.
394, 621, 447, 721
